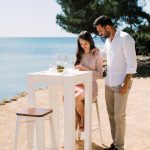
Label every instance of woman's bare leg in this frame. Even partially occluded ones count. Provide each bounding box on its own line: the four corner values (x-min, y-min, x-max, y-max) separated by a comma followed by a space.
75, 87, 84, 116
75, 86, 85, 130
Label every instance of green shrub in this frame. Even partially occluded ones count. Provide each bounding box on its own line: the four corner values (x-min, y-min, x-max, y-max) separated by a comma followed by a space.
124, 25, 150, 55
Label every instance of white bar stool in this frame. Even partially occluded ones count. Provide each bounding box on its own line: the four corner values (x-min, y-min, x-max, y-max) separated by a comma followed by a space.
13, 108, 55, 150
77, 100, 104, 145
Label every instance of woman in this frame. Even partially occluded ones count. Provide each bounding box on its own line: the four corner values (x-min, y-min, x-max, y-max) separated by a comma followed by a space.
74, 31, 103, 131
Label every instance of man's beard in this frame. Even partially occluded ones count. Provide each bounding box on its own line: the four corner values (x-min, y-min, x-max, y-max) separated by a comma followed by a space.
103, 31, 110, 38
100, 31, 110, 39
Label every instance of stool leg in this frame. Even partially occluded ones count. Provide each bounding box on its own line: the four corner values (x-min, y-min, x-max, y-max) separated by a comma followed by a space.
35, 118, 45, 150
13, 116, 20, 150
77, 125, 81, 140
95, 101, 103, 144
49, 116, 55, 150
27, 120, 34, 150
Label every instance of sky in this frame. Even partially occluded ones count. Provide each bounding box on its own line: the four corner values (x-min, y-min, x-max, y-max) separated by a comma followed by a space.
0, 0, 149, 37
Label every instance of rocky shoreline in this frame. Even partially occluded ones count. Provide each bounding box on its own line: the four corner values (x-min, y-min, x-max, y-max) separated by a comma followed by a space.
0, 88, 45, 106
0, 92, 27, 106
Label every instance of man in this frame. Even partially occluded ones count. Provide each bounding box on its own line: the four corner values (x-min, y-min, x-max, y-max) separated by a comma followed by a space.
93, 15, 137, 150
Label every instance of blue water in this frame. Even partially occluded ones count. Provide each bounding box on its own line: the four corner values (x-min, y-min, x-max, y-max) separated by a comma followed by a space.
0, 37, 104, 100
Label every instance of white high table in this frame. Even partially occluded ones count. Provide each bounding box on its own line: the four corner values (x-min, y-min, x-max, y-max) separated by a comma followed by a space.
27, 69, 92, 150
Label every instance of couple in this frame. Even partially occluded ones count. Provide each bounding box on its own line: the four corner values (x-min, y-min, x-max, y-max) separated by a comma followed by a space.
74, 15, 137, 150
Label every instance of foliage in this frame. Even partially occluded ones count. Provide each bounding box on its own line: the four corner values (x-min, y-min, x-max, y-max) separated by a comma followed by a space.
56, 0, 102, 34
56, 0, 150, 33
124, 25, 150, 55
56, 0, 150, 55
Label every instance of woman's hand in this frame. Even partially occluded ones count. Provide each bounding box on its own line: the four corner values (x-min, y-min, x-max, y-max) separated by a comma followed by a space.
75, 65, 86, 71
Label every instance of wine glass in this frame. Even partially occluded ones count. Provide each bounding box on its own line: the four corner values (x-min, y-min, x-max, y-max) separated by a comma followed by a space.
49, 62, 56, 72
61, 55, 68, 68
55, 53, 62, 66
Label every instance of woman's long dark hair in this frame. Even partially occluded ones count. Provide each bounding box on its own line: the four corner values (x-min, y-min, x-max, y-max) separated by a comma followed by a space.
75, 31, 96, 66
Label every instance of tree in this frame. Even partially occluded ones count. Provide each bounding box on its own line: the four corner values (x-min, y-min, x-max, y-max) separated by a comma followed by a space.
124, 25, 150, 55
56, 0, 150, 34
117, 0, 150, 31
56, 0, 102, 34
56, 0, 150, 55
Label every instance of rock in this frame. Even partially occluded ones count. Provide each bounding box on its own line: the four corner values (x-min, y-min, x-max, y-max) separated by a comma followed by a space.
20, 92, 27, 97
11, 98, 17, 101
0, 101, 5, 105
4, 99, 12, 103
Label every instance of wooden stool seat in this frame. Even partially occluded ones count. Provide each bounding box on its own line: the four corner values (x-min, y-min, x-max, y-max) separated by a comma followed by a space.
16, 108, 53, 117
13, 107, 55, 150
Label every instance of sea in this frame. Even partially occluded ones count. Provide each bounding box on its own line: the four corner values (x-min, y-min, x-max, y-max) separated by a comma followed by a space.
0, 37, 104, 101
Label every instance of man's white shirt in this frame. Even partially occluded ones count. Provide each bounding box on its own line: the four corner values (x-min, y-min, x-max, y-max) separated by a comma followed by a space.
103, 30, 137, 87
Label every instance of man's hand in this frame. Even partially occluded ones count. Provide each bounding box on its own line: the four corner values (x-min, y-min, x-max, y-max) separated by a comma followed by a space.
119, 84, 128, 94
119, 74, 133, 94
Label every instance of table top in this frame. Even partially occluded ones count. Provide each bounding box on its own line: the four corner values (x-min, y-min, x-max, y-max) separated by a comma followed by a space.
28, 68, 92, 77
27, 68, 92, 86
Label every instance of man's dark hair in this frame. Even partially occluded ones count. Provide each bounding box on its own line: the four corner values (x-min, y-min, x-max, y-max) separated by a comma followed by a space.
93, 15, 113, 27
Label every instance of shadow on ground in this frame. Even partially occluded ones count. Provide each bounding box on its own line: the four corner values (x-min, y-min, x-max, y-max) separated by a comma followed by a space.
76, 140, 105, 150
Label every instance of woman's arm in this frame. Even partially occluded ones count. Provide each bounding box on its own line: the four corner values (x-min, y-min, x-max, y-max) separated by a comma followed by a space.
75, 64, 90, 71
92, 52, 103, 81
75, 51, 103, 80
